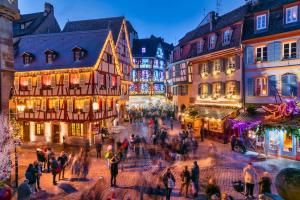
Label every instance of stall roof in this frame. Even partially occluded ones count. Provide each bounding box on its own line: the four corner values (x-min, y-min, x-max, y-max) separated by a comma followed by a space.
234, 112, 264, 123
191, 106, 237, 120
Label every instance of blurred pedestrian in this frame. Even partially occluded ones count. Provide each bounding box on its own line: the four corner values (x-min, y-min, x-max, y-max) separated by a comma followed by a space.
180, 166, 191, 197
51, 155, 60, 185
25, 163, 37, 193
206, 178, 221, 200
110, 155, 119, 187
58, 151, 68, 180
17, 180, 31, 200
163, 168, 175, 200
96, 142, 103, 158
258, 172, 272, 195
33, 161, 42, 190
243, 162, 257, 199
191, 161, 200, 197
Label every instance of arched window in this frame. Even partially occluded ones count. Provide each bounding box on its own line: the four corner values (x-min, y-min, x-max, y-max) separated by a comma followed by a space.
282, 73, 298, 96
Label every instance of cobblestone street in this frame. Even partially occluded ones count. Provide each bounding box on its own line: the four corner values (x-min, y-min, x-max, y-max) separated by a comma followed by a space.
12, 121, 300, 200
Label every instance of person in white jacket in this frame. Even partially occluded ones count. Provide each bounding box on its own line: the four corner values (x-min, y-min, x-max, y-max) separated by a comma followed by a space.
243, 162, 257, 198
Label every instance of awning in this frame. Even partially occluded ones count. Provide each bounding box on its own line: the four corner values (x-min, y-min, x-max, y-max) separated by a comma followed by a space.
191, 106, 237, 120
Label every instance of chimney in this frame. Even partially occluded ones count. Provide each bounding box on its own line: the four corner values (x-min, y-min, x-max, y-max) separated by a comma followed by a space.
209, 11, 217, 31
44, 2, 54, 16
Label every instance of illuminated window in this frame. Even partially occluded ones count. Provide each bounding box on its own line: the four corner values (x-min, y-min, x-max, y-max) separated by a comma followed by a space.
223, 29, 232, 45
256, 14, 267, 30
42, 75, 51, 87
71, 123, 84, 137
20, 77, 29, 91
256, 46, 267, 62
226, 81, 239, 98
201, 63, 209, 77
212, 82, 223, 98
35, 123, 44, 135
112, 76, 117, 87
209, 34, 217, 49
213, 60, 221, 75
255, 77, 267, 96
142, 47, 146, 53
283, 132, 293, 152
226, 57, 236, 75
70, 74, 80, 87
286, 6, 298, 24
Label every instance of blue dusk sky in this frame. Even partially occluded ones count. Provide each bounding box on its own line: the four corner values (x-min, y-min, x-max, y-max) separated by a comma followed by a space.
19, 0, 245, 44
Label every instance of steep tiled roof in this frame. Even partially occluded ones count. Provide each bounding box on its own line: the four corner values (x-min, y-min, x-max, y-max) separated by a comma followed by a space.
179, 5, 248, 45
243, 0, 300, 41
13, 12, 47, 37
62, 16, 137, 42
132, 36, 173, 58
15, 30, 109, 72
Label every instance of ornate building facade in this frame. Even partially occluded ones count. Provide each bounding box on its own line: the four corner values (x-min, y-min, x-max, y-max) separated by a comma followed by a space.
129, 36, 173, 107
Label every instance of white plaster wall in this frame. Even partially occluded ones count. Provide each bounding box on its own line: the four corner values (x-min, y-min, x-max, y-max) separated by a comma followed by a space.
60, 122, 68, 143
44, 122, 52, 143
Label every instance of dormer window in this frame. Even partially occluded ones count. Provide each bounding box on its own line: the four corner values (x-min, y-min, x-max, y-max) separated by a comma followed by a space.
256, 14, 267, 30
286, 6, 298, 24
22, 52, 34, 65
223, 29, 233, 45
197, 39, 204, 54
141, 47, 146, 53
72, 47, 86, 62
44, 49, 57, 64
20, 23, 25, 30
209, 34, 217, 49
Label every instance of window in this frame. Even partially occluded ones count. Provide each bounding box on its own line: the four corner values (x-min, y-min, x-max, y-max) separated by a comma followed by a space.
209, 35, 217, 49
223, 29, 232, 45
255, 77, 267, 96
20, 23, 25, 30
107, 54, 113, 64
256, 46, 268, 62
141, 47, 146, 53
286, 6, 298, 24
226, 57, 236, 75
42, 75, 51, 87
46, 53, 53, 64
70, 74, 80, 88
282, 74, 297, 96
226, 81, 239, 98
200, 63, 209, 77
199, 84, 210, 98
20, 77, 29, 91
213, 60, 221, 75
175, 65, 181, 77
212, 82, 223, 98
74, 51, 81, 61
35, 123, 44, 135
256, 14, 267, 30
197, 40, 204, 54
283, 42, 297, 59
71, 123, 84, 137
179, 85, 188, 96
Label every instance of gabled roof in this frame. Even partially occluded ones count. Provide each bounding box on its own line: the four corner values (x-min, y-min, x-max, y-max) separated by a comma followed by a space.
62, 16, 137, 43
13, 12, 47, 37
243, 0, 300, 41
15, 30, 109, 72
132, 36, 173, 58
179, 5, 248, 45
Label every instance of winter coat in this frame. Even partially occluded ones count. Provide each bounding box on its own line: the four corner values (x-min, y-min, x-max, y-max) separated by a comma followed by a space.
206, 184, 221, 200
191, 165, 200, 182
181, 169, 191, 183
110, 158, 119, 175
163, 172, 175, 188
25, 165, 37, 184
51, 159, 59, 174
259, 176, 272, 194
17, 182, 31, 200
58, 155, 68, 167
243, 166, 257, 184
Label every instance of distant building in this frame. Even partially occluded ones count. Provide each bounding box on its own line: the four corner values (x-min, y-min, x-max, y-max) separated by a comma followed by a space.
130, 35, 173, 107
13, 2, 60, 39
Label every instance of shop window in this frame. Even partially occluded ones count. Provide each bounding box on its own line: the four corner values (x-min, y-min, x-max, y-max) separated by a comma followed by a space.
283, 42, 297, 59
256, 46, 267, 62
35, 123, 44, 136
283, 133, 293, 152
71, 123, 84, 137
269, 130, 280, 151
209, 119, 223, 133
286, 6, 298, 24
255, 77, 267, 96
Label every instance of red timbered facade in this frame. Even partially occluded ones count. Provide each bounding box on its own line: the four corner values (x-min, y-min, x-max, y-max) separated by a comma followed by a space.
13, 29, 127, 144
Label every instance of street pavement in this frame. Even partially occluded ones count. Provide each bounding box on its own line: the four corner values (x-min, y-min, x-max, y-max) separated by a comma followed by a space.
12, 120, 300, 200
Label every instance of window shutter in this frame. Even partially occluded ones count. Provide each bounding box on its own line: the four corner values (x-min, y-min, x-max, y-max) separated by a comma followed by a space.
247, 78, 254, 96
41, 99, 46, 111
198, 84, 202, 95
14, 77, 19, 90
220, 59, 225, 72
274, 41, 282, 61
67, 99, 73, 112
83, 99, 90, 113
198, 64, 201, 75
235, 81, 240, 95
268, 75, 277, 96
207, 61, 212, 74
54, 100, 59, 111
36, 75, 41, 89
220, 82, 225, 95
267, 42, 275, 62
25, 77, 31, 90
235, 55, 240, 69
207, 84, 212, 95
64, 74, 69, 88
246, 46, 254, 64
79, 73, 85, 87
51, 74, 56, 88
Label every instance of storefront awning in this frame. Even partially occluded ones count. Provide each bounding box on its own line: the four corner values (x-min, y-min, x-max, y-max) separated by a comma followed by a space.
192, 106, 237, 120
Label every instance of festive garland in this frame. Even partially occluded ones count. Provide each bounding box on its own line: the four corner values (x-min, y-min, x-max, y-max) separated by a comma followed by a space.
256, 123, 300, 138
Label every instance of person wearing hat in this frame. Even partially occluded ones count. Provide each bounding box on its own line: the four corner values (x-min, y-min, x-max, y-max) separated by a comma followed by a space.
110, 155, 119, 187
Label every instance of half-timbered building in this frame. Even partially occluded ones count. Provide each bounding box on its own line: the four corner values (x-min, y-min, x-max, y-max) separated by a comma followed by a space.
13, 30, 123, 144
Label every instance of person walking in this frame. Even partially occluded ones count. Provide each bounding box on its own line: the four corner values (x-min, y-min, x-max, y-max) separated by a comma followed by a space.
17, 180, 31, 200
110, 155, 119, 187
170, 117, 174, 130
258, 172, 272, 195
180, 166, 191, 197
33, 161, 42, 190
58, 151, 68, 180
206, 178, 221, 200
25, 164, 37, 193
96, 142, 103, 158
243, 162, 257, 199
163, 168, 175, 200
191, 161, 200, 197
51, 155, 60, 185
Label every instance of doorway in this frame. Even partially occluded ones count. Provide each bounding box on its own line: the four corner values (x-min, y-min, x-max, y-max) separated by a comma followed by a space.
23, 122, 30, 142
52, 124, 60, 143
